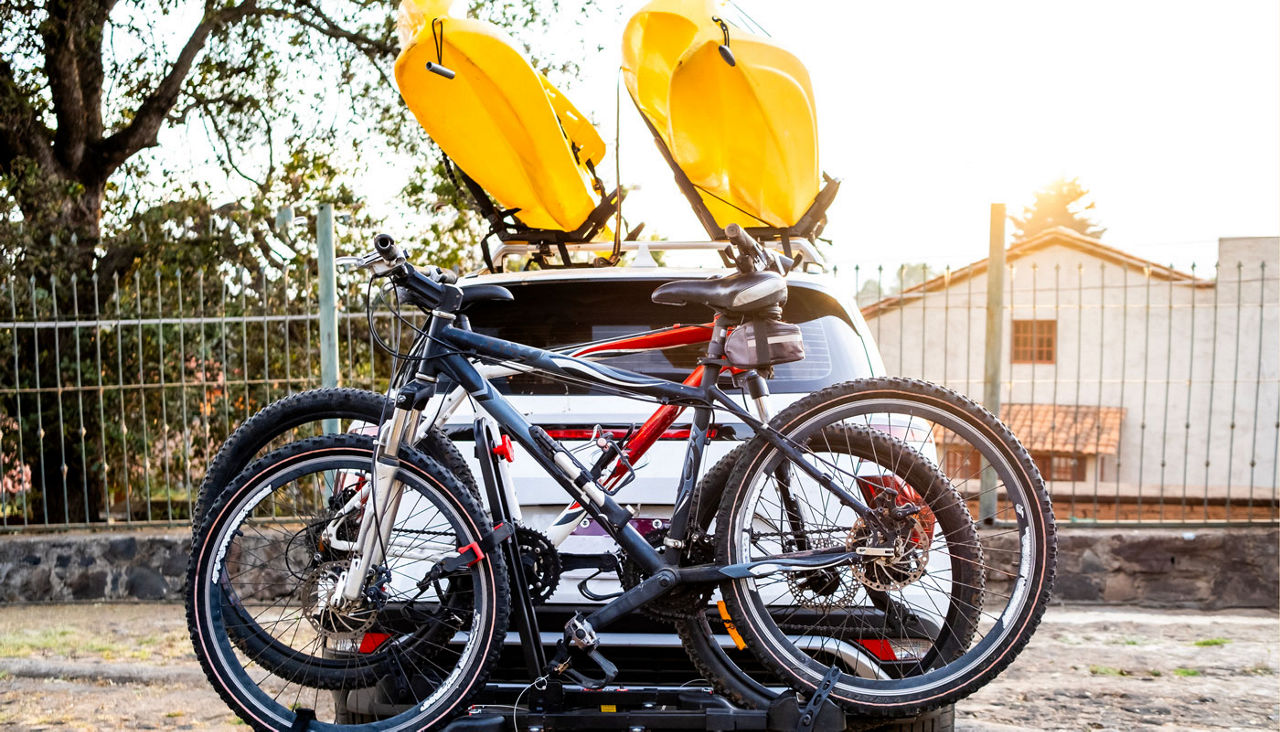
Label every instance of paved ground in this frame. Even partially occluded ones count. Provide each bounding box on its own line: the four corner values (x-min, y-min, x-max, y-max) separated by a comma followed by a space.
0, 603, 1274, 731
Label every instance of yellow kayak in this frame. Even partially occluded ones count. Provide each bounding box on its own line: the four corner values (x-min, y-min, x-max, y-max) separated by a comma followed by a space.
622, 0, 821, 231
395, 0, 607, 233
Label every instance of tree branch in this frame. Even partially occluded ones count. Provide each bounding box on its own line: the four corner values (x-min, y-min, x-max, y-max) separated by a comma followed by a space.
255, 3, 396, 58
201, 112, 265, 190
76, 0, 116, 146
0, 56, 57, 174
40, 0, 89, 171
93, 0, 260, 175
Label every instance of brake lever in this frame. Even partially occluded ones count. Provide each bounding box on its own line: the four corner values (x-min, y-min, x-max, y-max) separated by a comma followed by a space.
335, 252, 382, 271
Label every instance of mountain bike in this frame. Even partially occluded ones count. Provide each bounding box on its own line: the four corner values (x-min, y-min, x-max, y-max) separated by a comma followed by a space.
187, 227, 1055, 730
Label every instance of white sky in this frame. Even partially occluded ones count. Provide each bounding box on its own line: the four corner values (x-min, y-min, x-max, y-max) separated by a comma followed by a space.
570, 0, 1280, 275
166, 1, 1280, 275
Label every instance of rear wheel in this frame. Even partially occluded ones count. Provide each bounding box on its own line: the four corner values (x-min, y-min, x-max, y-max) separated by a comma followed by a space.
678, 428, 981, 710
187, 434, 507, 730
715, 378, 1054, 717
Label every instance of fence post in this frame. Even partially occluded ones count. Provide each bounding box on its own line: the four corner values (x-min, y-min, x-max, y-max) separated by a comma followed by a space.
317, 204, 340, 434
980, 203, 1006, 523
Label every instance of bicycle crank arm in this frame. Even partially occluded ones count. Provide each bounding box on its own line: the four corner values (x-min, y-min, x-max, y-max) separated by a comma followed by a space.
681, 549, 862, 582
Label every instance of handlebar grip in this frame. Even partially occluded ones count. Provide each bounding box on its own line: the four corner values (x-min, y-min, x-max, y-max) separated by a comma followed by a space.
724, 223, 759, 255
373, 233, 402, 264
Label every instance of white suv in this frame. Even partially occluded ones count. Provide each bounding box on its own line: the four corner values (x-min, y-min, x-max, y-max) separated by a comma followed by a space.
437, 246, 884, 603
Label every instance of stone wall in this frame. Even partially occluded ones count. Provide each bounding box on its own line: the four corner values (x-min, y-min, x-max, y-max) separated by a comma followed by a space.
1046, 526, 1278, 608
0, 526, 1275, 609
0, 529, 190, 603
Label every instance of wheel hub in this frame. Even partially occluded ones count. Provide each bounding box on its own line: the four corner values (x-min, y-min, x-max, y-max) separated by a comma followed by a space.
847, 515, 930, 591
302, 561, 378, 640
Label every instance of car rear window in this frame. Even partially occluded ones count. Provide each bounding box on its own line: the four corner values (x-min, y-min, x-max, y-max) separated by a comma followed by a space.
459, 279, 872, 395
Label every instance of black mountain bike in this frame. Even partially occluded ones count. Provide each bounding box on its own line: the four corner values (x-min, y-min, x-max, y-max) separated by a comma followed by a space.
187, 228, 1055, 730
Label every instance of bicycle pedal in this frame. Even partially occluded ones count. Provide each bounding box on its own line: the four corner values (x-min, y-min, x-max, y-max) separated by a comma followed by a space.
557, 645, 618, 690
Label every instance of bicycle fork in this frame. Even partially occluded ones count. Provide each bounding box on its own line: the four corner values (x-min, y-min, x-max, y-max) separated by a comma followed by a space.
336, 381, 431, 604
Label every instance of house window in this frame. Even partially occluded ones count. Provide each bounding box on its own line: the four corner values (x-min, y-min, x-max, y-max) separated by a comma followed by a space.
1011, 320, 1056, 364
1031, 451, 1086, 482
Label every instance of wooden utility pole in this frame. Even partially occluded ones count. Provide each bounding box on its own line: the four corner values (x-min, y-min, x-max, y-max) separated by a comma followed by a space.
980, 203, 1006, 523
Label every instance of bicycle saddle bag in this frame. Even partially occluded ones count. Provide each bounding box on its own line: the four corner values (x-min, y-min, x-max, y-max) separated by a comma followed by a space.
725, 318, 805, 370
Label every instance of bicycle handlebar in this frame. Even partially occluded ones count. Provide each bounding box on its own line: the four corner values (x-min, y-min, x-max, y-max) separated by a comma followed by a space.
373, 233, 402, 264
724, 223, 795, 275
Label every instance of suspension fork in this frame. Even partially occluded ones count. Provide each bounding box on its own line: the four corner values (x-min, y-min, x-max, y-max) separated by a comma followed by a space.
339, 378, 435, 603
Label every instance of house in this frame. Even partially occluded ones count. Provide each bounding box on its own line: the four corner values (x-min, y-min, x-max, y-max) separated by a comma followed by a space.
861, 228, 1279, 520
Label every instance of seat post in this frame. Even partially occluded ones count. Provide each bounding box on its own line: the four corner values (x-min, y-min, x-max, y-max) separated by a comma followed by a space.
705, 314, 730, 361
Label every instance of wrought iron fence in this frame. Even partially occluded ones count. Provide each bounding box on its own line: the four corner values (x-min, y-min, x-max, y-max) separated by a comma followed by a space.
0, 264, 398, 530
856, 249, 1279, 526
1, 244, 1276, 530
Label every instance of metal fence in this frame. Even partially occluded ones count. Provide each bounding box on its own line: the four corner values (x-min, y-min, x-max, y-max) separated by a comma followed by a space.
856, 248, 1279, 526
0, 263, 399, 530
1, 244, 1277, 531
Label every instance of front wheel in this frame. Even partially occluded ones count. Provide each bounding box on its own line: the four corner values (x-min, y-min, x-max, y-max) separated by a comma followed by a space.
715, 379, 1055, 717
187, 434, 508, 730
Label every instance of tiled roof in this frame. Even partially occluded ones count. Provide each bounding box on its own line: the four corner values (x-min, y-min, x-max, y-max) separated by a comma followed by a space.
1002, 403, 1125, 455
861, 227, 1206, 319
933, 402, 1125, 455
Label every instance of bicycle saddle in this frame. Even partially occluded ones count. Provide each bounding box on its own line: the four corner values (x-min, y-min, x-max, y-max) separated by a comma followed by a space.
461, 284, 515, 308
650, 270, 787, 313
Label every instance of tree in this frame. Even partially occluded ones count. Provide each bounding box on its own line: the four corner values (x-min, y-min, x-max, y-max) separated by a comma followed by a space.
1010, 177, 1106, 242
0, 0, 405, 296
854, 262, 943, 308
0, 0, 602, 526
0, 0, 594, 303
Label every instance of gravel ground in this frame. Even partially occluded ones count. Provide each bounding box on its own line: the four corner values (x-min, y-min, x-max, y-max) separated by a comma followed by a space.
0, 603, 1274, 731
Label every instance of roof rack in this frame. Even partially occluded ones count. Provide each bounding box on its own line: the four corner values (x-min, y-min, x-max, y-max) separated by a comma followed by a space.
487, 239, 826, 273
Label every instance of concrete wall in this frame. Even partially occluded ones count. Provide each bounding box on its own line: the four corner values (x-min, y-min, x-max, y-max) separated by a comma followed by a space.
865, 236, 1280, 505
0, 527, 1275, 610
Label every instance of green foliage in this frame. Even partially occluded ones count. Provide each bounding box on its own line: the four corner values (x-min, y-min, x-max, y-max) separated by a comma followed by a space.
1010, 177, 1106, 242
1192, 638, 1228, 647
0, 0, 608, 295
0, 0, 609, 525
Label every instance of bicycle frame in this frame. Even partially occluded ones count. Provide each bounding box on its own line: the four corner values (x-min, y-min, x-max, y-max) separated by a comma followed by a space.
409, 313, 879, 583
329, 249, 885, 618
418, 320, 758, 546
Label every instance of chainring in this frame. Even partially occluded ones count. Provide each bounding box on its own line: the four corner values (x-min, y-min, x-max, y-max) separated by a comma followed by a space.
515, 524, 561, 605
620, 528, 713, 622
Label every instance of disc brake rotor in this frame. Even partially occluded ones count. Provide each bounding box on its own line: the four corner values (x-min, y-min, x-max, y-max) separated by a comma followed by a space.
847, 516, 930, 592
301, 560, 377, 640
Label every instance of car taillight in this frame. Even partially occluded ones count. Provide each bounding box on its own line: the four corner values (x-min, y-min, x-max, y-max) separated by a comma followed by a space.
544, 427, 716, 440
358, 632, 391, 654
857, 638, 897, 661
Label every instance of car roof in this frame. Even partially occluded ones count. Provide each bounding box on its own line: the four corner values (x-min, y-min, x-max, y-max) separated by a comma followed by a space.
461, 264, 830, 290
458, 265, 868, 336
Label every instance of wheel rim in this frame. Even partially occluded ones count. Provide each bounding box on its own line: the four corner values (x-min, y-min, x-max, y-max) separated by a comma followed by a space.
192, 443, 494, 729
725, 394, 1050, 705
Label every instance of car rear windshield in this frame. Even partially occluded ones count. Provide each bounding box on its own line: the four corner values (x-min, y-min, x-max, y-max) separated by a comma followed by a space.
459, 279, 872, 395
